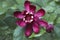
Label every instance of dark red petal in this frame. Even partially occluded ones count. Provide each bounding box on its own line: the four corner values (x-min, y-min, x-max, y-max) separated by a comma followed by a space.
25, 24, 32, 37
14, 11, 24, 19
34, 8, 45, 17
33, 22, 40, 34
24, 1, 30, 12
38, 19, 48, 28
34, 17, 39, 21
29, 5, 36, 13
46, 24, 54, 33
16, 20, 26, 27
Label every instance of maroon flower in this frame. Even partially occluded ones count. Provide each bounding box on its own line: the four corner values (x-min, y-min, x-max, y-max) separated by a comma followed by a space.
14, 1, 54, 37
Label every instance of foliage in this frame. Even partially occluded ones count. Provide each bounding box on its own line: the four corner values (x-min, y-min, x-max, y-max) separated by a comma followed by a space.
0, 0, 60, 40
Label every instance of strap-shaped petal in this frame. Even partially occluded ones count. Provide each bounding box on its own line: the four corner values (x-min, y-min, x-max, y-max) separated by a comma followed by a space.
34, 9, 45, 18
24, 1, 30, 12
14, 11, 24, 19
33, 22, 40, 34
25, 24, 32, 37
16, 20, 26, 27
38, 19, 48, 28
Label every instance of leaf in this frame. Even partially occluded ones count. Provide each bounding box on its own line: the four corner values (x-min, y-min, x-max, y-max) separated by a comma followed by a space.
40, 33, 53, 40
54, 0, 60, 2
36, 0, 52, 7
16, 0, 25, 11
54, 23, 60, 38
54, 8, 60, 14
3, 16, 17, 29
13, 27, 28, 40
0, 20, 8, 30
43, 13, 57, 24
44, 1, 56, 12
29, 28, 46, 38
0, 0, 16, 15
0, 13, 6, 20
56, 17, 60, 23
29, 0, 36, 2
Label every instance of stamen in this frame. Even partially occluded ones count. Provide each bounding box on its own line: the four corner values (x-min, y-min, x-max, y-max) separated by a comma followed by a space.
30, 12, 33, 14
31, 16, 33, 18
23, 18, 25, 21
30, 19, 33, 22
26, 12, 29, 14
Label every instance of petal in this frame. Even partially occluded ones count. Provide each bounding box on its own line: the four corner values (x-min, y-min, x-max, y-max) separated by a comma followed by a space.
25, 24, 32, 37
24, 1, 30, 12
29, 5, 36, 13
34, 17, 39, 21
33, 22, 40, 34
14, 11, 24, 19
16, 20, 26, 27
46, 24, 54, 33
34, 8, 45, 17
38, 19, 48, 28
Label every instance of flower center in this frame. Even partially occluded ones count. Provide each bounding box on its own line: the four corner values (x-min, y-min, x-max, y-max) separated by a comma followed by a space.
23, 12, 34, 23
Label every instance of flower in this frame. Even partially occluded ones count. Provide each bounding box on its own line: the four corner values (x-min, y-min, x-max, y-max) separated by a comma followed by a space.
14, 1, 54, 37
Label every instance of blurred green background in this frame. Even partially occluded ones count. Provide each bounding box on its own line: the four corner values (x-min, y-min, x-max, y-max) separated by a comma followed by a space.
0, 0, 60, 40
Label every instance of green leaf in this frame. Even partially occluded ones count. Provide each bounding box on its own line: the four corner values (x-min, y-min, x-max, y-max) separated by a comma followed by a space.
44, 1, 56, 12
0, 20, 8, 30
3, 16, 16, 29
29, 0, 36, 2
54, 23, 60, 38
0, 0, 16, 15
36, 0, 52, 7
54, 0, 60, 2
16, 0, 25, 11
43, 13, 57, 24
40, 33, 53, 40
13, 27, 28, 40
54, 8, 60, 14
29, 28, 46, 38
56, 17, 60, 23
0, 13, 6, 20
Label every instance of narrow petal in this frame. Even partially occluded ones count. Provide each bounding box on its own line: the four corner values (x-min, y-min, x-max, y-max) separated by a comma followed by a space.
46, 24, 54, 33
24, 1, 30, 12
34, 9, 45, 17
38, 19, 48, 28
29, 5, 36, 13
25, 24, 32, 37
34, 17, 39, 21
14, 11, 24, 19
16, 20, 26, 27
33, 22, 40, 34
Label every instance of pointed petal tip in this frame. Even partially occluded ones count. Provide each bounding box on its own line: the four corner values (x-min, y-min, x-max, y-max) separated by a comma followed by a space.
24, 0, 30, 12
25, 26, 32, 37
34, 8, 45, 17
29, 5, 36, 13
